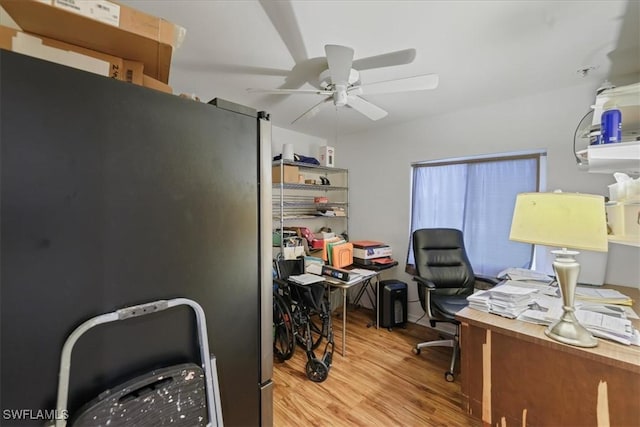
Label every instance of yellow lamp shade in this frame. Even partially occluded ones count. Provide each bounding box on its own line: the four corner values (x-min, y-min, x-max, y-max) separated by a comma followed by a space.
509, 192, 608, 252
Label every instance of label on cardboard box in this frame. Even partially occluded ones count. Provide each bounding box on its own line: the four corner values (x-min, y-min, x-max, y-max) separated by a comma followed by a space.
53, 0, 120, 27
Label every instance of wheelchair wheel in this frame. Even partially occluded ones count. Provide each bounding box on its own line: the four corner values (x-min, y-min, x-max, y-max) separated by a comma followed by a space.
293, 302, 328, 351
273, 292, 295, 362
305, 359, 329, 383
307, 301, 330, 350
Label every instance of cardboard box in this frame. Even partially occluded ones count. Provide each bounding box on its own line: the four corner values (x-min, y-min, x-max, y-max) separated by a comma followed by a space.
142, 73, 172, 94
623, 203, 640, 237
272, 165, 299, 184
606, 202, 640, 237
123, 59, 144, 85
0, 24, 123, 79
0, 0, 185, 83
351, 240, 385, 248
606, 203, 624, 236
353, 245, 392, 260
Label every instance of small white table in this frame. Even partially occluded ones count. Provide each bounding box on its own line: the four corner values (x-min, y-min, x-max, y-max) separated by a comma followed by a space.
324, 274, 378, 357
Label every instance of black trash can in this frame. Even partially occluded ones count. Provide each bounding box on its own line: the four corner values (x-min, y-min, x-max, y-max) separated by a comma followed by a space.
378, 280, 408, 329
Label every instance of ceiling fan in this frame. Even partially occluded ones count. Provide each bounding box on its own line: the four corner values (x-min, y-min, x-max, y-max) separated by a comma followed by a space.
248, 44, 439, 124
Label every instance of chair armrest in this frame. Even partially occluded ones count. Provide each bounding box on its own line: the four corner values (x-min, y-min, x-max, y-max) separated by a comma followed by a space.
273, 277, 290, 289
474, 274, 501, 290
413, 276, 436, 291
413, 276, 436, 319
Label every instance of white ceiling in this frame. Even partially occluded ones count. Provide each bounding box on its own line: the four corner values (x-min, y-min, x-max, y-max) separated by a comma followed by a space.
122, 0, 639, 140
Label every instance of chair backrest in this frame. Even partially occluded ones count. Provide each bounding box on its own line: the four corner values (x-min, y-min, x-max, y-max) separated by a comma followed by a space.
412, 228, 475, 296
274, 258, 324, 311
275, 258, 304, 280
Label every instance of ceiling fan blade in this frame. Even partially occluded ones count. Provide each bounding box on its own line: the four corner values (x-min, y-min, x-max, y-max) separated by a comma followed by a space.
352, 48, 416, 71
259, 0, 308, 64
325, 44, 354, 85
356, 74, 439, 95
291, 97, 332, 124
347, 95, 388, 121
248, 88, 333, 95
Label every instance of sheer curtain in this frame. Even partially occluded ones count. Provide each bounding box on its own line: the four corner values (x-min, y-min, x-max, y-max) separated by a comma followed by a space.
408, 156, 541, 276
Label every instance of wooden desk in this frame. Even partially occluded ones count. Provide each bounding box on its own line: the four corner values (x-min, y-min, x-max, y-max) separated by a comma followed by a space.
457, 285, 640, 427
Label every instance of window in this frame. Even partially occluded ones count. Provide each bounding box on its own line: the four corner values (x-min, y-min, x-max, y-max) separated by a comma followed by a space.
407, 152, 545, 276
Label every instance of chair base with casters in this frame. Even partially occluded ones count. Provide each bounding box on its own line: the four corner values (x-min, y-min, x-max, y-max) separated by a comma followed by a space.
412, 331, 458, 383
412, 280, 469, 382
411, 228, 499, 382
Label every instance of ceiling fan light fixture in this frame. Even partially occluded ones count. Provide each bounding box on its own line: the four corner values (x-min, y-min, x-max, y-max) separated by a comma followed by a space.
333, 86, 348, 106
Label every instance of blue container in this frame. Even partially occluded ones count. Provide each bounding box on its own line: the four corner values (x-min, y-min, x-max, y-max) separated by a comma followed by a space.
601, 108, 622, 144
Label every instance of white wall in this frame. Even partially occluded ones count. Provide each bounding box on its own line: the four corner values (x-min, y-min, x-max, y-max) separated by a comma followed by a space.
335, 81, 639, 325
270, 125, 327, 161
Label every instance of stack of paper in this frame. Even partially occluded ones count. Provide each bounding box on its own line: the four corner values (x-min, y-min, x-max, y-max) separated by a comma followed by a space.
502, 279, 559, 297
497, 267, 554, 284
288, 273, 325, 285
517, 309, 551, 325
487, 284, 538, 318
575, 286, 633, 306
466, 284, 538, 318
575, 309, 637, 345
349, 268, 377, 278
467, 290, 491, 312
517, 300, 640, 346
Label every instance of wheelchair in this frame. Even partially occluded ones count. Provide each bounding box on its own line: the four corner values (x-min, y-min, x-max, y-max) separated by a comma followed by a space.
273, 258, 334, 382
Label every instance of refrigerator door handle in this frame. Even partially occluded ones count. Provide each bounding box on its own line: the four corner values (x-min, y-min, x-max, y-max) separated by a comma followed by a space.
258, 115, 273, 384
258, 115, 274, 427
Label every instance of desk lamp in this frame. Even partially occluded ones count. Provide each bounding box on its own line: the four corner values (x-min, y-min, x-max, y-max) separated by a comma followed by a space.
509, 192, 608, 347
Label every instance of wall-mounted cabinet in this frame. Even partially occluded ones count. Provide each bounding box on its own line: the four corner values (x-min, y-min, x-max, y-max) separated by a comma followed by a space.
272, 160, 348, 255
575, 82, 640, 175
606, 201, 640, 248
576, 83, 640, 247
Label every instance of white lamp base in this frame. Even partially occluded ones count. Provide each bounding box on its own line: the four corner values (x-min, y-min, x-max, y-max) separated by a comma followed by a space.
545, 249, 598, 348
545, 311, 597, 347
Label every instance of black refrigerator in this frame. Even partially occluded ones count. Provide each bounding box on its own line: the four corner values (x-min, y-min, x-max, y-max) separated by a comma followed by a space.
0, 50, 273, 426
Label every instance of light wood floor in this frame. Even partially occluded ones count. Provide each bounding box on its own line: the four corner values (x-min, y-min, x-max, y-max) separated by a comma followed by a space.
273, 306, 482, 427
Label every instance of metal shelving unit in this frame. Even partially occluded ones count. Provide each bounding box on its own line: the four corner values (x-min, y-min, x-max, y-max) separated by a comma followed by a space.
273, 159, 349, 255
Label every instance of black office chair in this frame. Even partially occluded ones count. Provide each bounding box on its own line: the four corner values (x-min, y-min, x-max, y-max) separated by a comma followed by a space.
411, 228, 498, 382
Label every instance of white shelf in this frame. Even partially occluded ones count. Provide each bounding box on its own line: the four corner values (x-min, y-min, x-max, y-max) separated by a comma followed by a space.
586, 141, 640, 174
608, 235, 640, 247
